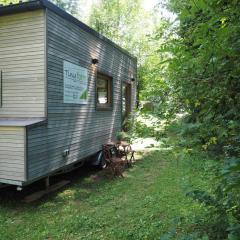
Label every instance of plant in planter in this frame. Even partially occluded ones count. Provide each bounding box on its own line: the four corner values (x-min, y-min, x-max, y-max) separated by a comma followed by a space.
116, 131, 130, 143
116, 131, 124, 143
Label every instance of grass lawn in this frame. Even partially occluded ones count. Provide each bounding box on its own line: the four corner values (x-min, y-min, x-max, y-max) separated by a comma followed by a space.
0, 126, 214, 240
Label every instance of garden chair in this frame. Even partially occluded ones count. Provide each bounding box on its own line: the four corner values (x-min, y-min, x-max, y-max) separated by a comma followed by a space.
102, 144, 127, 177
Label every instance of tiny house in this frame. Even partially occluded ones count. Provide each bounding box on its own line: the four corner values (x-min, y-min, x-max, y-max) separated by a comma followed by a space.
0, 0, 137, 187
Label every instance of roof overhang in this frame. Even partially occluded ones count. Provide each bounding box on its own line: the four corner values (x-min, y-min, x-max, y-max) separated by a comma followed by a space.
0, 118, 47, 127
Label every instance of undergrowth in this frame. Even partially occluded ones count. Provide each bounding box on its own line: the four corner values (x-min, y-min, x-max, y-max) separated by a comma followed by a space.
0, 114, 218, 240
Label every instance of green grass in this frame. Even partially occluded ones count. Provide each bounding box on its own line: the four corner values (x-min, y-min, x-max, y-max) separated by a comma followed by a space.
0, 132, 215, 240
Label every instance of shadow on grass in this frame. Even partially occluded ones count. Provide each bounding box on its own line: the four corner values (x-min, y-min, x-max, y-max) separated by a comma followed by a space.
0, 164, 98, 207
0, 151, 149, 209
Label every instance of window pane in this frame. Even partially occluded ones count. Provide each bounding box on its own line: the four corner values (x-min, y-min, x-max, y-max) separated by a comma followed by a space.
96, 73, 112, 109
98, 90, 108, 104
97, 78, 108, 104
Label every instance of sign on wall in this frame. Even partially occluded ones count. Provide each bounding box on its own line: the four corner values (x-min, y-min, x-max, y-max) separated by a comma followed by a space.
63, 61, 88, 104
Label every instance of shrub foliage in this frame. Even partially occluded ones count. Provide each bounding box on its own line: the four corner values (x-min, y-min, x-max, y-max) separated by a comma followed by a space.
155, 0, 240, 238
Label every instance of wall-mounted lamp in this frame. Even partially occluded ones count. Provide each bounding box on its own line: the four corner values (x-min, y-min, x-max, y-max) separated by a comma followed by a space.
131, 78, 135, 82
91, 58, 99, 65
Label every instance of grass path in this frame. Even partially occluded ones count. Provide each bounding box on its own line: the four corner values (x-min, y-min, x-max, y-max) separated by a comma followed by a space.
0, 133, 212, 239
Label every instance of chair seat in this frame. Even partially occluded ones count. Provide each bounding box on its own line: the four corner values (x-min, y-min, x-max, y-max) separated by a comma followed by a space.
111, 157, 126, 163
119, 141, 129, 147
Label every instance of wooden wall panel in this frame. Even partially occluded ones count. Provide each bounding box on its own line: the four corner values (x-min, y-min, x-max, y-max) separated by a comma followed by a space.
27, 10, 137, 181
0, 127, 25, 182
0, 10, 46, 118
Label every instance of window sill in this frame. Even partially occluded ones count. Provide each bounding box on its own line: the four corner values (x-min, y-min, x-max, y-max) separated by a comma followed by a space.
96, 105, 113, 111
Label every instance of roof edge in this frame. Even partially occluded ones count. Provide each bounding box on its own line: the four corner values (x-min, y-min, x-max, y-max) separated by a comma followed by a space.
0, 0, 137, 61
0, 0, 43, 16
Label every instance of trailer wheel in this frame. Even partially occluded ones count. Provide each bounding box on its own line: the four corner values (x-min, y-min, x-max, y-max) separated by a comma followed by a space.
98, 152, 107, 169
91, 151, 107, 169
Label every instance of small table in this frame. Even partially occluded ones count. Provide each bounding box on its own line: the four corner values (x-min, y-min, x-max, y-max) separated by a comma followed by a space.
116, 141, 135, 166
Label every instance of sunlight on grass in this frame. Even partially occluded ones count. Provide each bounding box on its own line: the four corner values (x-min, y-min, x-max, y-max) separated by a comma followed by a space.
58, 189, 76, 199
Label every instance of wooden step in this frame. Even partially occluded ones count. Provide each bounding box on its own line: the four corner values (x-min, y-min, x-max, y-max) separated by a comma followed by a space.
22, 180, 70, 203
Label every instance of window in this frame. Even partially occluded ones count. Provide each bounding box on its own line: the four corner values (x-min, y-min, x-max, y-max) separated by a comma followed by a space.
96, 73, 113, 109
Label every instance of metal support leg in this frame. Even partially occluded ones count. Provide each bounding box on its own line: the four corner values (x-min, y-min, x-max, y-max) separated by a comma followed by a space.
45, 176, 50, 189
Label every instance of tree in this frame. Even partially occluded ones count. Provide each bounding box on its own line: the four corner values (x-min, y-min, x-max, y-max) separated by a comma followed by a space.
88, 0, 157, 56
159, 0, 240, 153
1, 0, 82, 18
50, 0, 81, 17
1, 0, 21, 4
154, 1, 240, 237
50, 0, 82, 17
88, 0, 162, 107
